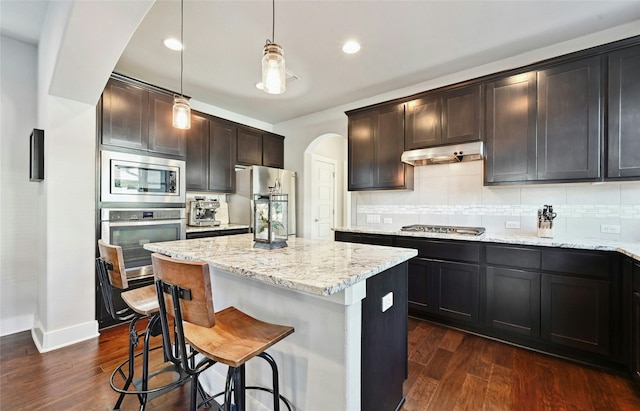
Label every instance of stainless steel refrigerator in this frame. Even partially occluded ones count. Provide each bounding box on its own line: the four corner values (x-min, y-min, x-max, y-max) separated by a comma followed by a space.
228, 166, 296, 236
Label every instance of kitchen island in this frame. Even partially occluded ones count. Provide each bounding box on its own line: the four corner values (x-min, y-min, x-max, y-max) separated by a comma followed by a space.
144, 234, 417, 411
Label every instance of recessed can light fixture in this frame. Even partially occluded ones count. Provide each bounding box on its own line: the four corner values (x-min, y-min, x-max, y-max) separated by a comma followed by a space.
342, 40, 361, 54
163, 37, 183, 51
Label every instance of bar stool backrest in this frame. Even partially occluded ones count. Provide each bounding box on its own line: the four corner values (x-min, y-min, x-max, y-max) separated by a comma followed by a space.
151, 253, 216, 328
97, 239, 129, 290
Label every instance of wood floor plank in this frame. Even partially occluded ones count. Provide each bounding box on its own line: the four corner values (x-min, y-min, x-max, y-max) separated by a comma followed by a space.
453, 374, 488, 411
482, 364, 512, 411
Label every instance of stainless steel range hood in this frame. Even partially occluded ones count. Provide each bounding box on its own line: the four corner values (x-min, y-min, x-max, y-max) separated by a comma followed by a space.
401, 141, 484, 166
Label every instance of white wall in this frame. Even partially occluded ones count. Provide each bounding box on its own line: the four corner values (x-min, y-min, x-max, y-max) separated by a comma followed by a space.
0, 35, 39, 336
275, 20, 640, 239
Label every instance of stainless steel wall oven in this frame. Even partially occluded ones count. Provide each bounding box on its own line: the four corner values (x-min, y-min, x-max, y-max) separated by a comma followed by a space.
97, 208, 186, 328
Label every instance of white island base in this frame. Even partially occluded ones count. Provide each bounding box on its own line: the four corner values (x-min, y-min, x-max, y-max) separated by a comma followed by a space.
199, 266, 366, 410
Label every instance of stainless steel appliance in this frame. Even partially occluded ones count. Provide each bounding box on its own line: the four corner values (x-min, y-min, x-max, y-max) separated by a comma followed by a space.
228, 166, 296, 236
400, 224, 485, 236
100, 150, 186, 204
100, 208, 186, 280
188, 197, 220, 226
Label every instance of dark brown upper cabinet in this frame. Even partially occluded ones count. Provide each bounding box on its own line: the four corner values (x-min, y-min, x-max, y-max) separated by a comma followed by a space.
405, 94, 441, 150
608, 45, 640, 179
442, 84, 482, 145
262, 133, 285, 168
148, 92, 186, 157
236, 127, 285, 169
101, 78, 149, 151
101, 77, 185, 157
405, 84, 481, 150
536, 56, 602, 181
485, 72, 538, 184
185, 113, 210, 190
347, 103, 413, 191
236, 127, 263, 166
186, 112, 236, 193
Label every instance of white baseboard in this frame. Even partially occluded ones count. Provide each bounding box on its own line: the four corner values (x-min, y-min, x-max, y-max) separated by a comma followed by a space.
31, 318, 99, 353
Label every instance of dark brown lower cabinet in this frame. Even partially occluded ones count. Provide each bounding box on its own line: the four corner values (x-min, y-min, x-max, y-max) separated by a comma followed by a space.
407, 258, 479, 325
486, 267, 541, 337
541, 274, 610, 355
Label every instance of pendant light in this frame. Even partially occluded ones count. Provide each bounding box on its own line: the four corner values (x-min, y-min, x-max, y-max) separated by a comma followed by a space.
262, 0, 285, 94
173, 0, 191, 129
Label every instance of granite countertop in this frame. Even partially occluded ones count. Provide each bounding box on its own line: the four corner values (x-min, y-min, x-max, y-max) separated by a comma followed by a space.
186, 223, 250, 233
333, 227, 640, 262
144, 234, 417, 296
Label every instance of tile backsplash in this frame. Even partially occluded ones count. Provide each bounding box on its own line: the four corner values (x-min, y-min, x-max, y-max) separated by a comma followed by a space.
352, 161, 640, 242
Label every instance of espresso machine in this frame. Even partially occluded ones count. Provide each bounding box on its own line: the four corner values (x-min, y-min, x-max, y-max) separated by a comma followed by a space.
188, 197, 221, 226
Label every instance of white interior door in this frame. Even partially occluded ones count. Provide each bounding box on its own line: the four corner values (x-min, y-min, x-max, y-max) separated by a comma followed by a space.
311, 155, 336, 240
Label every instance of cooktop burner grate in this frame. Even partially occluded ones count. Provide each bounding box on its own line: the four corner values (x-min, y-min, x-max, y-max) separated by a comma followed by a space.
400, 224, 485, 236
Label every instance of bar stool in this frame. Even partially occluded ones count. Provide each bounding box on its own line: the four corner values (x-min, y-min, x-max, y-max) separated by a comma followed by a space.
96, 240, 188, 410
151, 252, 295, 411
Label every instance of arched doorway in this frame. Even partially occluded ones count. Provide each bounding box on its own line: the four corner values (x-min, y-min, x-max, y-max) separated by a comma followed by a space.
303, 133, 348, 239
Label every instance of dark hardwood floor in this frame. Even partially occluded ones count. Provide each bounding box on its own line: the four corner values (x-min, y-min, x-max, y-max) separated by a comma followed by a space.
1, 317, 639, 410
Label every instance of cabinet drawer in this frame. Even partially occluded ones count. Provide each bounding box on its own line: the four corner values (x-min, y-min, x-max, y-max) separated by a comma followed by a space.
486, 245, 541, 269
395, 238, 480, 263
541, 250, 610, 279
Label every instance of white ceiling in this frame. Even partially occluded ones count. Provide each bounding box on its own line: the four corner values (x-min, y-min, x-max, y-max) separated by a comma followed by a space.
3, 1, 640, 124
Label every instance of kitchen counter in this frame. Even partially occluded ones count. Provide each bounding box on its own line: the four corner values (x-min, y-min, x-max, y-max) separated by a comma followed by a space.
333, 226, 640, 262
185, 223, 249, 233
143, 234, 416, 410
145, 233, 416, 296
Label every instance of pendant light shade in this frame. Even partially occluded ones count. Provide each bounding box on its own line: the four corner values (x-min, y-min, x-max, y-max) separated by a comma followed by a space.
262, 0, 285, 95
173, 0, 191, 129
172, 96, 191, 129
262, 42, 285, 94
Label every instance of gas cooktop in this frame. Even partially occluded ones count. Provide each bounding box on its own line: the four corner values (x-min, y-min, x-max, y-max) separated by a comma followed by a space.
400, 224, 486, 236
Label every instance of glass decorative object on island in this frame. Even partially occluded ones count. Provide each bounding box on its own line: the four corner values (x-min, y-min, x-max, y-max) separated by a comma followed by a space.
253, 193, 288, 249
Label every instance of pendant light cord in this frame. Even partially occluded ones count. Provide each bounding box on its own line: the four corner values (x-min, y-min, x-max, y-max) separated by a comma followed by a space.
180, 0, 184, 96
272, 0, 275, 43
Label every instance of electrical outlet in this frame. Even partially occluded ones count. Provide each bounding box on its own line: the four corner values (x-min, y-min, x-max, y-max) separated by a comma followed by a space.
383, 218, 393, 224
366, 214, 381, 224
600, 224, 621, 234
382, 292, 393, 312
505, 221, 520, 229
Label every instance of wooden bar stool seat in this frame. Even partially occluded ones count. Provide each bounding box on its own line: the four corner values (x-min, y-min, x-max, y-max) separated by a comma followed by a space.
151, 252, 295, 411
96, 240, 188, 410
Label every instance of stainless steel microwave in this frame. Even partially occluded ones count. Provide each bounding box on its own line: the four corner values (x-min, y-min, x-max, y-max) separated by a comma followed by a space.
100, 151, 186, 204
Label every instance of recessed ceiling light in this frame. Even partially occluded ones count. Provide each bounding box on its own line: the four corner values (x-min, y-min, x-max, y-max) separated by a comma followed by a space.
163, 38, 183, 51
342, 40, 361, 54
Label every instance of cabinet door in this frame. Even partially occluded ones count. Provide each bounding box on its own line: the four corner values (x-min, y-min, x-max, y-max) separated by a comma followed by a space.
486, 267, 540, 337
348, 110, 375, 190
209, 120, 236, 192
408, 259, 431, 312
608, 45, 640, 179
101, 78, 149, 150
375, 103, 407, 188
431, 260, 480, 324
541, 274, 610, 354
537, 57, 602, 181
185, 113, 210, 191
485, 73, 537, 183
441, 84, 482, 144
148, 92, 186, 157
237, 127, 263, 166
263, 133, 284, 168
405, 94, 441, 149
